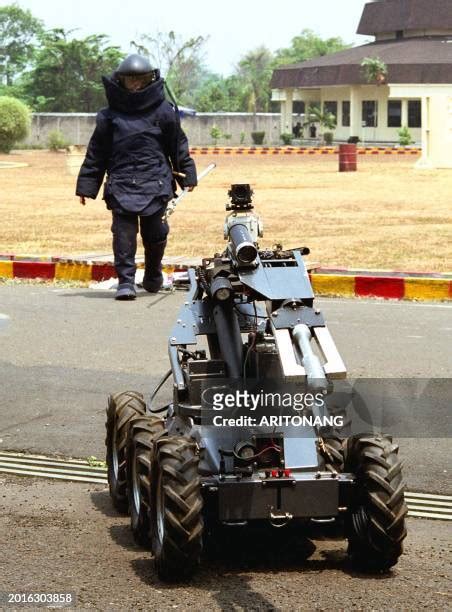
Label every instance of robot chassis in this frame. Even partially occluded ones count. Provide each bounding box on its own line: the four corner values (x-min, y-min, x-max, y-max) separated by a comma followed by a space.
106, 184, 407, 581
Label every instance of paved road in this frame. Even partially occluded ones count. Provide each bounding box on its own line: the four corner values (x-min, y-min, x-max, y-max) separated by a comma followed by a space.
1, 474, 450, 610
1, 284, 451, 610
0, 283, 451, 492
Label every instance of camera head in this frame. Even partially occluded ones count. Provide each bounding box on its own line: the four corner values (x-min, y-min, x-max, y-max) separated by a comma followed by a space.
227, 184, 254, 211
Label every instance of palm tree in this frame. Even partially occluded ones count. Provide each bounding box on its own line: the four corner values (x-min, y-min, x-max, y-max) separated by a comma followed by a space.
361, 57, 388, 85
238, 46, 273, 129
304, 105, 336, 142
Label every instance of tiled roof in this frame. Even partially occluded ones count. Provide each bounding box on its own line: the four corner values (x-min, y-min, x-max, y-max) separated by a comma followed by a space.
357, 0, 452, 36
270, 38, 452, 88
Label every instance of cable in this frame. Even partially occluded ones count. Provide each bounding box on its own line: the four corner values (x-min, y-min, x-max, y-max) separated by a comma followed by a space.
197, 267, 210, 294
243, 330, 257, 382
149, 368, 172, 411
233, 444, 281, 463
234, 304, 267, 320
149, 403, 171, 414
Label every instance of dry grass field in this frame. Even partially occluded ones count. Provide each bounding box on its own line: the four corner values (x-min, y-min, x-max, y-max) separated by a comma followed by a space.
0, 149, 451, 272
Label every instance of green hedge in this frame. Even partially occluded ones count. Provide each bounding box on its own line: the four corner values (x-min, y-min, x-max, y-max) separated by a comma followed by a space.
0, 96, 31, 153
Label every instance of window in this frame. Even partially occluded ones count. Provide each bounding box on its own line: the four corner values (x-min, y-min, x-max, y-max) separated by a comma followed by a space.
362, 100, 378, 127
342, 101, 350, 127
388, 100, 402, 127
323, 101, 338, 120
408, 100, 421, 128
293, 101, 305, 114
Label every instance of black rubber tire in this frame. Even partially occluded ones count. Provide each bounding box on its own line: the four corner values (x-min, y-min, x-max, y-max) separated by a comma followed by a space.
150, 436, 203, 582
126, 415, 166, 547
345, 434, 408, 571
105, 391, 146, 514
321, 437, 345, 473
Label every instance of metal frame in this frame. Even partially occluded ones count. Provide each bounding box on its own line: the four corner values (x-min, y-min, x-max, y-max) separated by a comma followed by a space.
162, 192, 350, 524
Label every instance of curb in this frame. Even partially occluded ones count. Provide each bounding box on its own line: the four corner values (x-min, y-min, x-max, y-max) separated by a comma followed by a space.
0, 256, 450, 302
188, 146, 421, 156
310, 273, 451, 301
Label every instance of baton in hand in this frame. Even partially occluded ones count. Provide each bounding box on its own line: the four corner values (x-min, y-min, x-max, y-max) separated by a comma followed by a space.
163, 163, 216, 222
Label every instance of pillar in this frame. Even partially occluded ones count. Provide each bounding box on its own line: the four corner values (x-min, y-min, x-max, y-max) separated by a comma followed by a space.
401, 99, 408, 127
415, 95, 433, 168
280, 89, 293, 135
350, 86, 361, 139
416, 94, 452, 169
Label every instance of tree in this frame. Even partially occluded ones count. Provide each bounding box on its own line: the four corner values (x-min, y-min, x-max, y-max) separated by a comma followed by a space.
0, 95, 30, 152
361, 57, 388, 85
0, 4, 43, 86
397, 126, 413, 147
192, 74, 229, 112
24, 29, 124, 111
237, 46, 273, 116
274, 28, 350, 66
304, 105, 336, 142
306, 105, 336, 130
131, 31, 207, 103
193, 73, 247, 112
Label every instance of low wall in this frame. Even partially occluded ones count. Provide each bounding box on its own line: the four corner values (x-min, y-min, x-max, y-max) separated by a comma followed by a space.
28, 114, 97, 147
26, 113, 284, 147
182, 113, 282, 146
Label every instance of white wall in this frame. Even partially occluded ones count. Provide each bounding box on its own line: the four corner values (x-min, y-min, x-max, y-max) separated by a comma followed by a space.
391, 84, 452, 168
320, 86, 353, 141
320, 85, 422, 142
26, 113, 286, 146
343, 85, 421, 143
273, 85, 422, 143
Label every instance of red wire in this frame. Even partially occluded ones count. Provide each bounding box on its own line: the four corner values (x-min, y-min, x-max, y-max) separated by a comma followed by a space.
253, 444, 280, 459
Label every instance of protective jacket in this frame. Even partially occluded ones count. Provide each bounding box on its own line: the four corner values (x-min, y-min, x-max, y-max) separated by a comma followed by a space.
76, 76, 197, 215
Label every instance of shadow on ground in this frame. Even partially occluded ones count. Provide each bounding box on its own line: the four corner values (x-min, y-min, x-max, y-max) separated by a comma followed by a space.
91, 487, 394, 610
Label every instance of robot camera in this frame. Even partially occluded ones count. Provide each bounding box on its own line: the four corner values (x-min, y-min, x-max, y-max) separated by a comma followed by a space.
227, 184, 254, 210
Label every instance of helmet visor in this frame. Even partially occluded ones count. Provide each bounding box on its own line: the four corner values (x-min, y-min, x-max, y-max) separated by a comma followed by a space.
119, 72, 158, 91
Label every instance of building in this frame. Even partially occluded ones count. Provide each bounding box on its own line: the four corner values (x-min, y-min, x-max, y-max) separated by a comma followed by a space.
271, 0, 452, 167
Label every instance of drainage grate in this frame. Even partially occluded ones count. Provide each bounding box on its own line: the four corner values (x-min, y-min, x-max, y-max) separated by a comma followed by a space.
0, 451, 450, 520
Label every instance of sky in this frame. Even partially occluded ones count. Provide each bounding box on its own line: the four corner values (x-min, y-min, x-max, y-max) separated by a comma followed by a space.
6, 0, 372, 75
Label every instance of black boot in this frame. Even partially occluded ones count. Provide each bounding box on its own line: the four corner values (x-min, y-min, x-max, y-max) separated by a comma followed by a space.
142, 240, 167, 293
115, 283, 136, 300
112, 212, 137, 300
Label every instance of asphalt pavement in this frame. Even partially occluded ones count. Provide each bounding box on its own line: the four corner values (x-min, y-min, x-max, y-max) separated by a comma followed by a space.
1, 283, 451, 610
0, 283, 451, 492
1, 474, 450, 610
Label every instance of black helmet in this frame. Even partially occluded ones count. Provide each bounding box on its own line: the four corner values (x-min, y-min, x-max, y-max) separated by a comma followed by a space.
115, 54, 160, 91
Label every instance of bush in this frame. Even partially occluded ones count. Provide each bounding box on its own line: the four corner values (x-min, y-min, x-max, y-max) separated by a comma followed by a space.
347, 136, 361, 144
280, 132, 293, 146
398, 126, 414, 147
251, 131, 265, 145
0, 96, 31, 153
323, 132, 334, 145
240, 131, 245, 145
47, 129, 70, 151
210, 125, 222, 145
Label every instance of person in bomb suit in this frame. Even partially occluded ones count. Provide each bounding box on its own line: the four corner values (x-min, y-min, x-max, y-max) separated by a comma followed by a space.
76, 54, 197, 300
